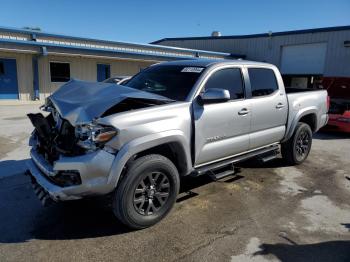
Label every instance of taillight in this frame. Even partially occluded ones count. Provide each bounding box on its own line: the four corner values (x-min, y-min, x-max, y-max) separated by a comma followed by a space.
327, 96, 330, 111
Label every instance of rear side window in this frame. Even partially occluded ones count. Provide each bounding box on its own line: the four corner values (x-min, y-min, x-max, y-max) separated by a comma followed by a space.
248, 68, 278, 97
204, 68, 244, 100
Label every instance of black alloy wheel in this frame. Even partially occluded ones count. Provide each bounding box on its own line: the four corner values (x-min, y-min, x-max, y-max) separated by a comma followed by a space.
295, 129, 311, 162
133, 171, 170, 216
281, 122, 313, 165
113, 154, 180, 229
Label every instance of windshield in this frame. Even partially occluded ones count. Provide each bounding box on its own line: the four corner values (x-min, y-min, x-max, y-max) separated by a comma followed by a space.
125, 65, 204, 101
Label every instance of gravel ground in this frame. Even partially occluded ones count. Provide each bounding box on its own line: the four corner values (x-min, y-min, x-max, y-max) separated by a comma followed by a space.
0, 105, 349, 262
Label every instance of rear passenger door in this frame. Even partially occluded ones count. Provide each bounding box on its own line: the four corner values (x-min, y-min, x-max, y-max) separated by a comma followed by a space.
193, 67, 251, 166
247, 67, 288, 149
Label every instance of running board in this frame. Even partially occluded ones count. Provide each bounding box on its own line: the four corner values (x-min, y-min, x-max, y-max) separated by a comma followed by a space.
208, 163, 235, 181
193, 144, 280, 177
259, 150, 279, 163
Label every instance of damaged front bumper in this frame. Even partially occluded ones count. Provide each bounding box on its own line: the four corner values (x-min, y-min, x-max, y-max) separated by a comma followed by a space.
26, 147, 116, 203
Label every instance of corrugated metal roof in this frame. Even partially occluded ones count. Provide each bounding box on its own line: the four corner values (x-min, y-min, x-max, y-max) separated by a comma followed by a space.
0, 26, 232, 60
151, 25, 350, 44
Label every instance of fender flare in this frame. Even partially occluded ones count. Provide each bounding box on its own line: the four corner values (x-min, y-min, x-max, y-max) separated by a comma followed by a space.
107, 130, 192, 188
283, 106, 318, 142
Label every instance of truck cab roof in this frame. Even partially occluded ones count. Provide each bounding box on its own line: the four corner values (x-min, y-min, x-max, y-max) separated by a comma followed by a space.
156, 59, 273, 68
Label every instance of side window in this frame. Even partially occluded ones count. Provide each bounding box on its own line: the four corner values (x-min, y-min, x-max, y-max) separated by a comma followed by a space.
204, 68, 244, 100
248, 68, 278, 97
50, 62, 70, 82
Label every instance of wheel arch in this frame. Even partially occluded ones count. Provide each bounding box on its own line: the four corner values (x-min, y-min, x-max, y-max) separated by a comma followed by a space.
283, 107, 318, 142
299, 113, 317, 132
133, 142, 189, 177
107, 130, 193, 188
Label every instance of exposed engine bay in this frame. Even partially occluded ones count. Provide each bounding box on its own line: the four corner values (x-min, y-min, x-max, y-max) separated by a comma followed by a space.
27, 112, 85, 164
27, 80, 172, 164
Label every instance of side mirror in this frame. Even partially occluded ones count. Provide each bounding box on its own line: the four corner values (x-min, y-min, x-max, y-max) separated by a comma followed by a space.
199, 88, 230, 104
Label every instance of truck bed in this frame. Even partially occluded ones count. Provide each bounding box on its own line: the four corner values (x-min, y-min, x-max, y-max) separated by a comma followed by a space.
284, 89, 328, 142
285, 87, 325, 93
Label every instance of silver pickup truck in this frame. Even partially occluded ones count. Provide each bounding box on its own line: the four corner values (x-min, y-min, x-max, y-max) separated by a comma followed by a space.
26, 59, 328, 229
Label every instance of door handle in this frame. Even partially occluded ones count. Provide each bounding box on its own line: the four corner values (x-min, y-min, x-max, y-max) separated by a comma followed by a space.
276, 103, 285, 109
238, 108, 250, 115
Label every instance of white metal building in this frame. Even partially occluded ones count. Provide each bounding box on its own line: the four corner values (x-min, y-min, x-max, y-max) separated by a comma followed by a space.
0, 26, 233, 103
152, 26, 350, 89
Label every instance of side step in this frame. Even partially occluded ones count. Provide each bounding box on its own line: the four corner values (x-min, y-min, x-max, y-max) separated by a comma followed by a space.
208, 163, 236, 181
259, 150, 279, 163
193, 144, 280, 178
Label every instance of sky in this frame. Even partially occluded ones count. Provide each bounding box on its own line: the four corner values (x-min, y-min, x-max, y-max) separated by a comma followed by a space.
0, 0, 349, 44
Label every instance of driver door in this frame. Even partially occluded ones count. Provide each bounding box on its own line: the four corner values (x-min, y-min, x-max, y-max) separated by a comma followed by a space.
193, 67, 251, 167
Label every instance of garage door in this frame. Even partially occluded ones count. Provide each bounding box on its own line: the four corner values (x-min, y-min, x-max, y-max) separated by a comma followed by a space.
280, 43, 327, 75
0, 58, 19, 99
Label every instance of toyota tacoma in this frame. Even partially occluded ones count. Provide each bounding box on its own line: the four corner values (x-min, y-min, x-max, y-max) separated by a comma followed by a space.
26, 59, 329, 229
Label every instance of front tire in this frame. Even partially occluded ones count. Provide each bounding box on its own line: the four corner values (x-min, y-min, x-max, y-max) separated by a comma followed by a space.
281, 122, 313, 165
113, 154, 180, 229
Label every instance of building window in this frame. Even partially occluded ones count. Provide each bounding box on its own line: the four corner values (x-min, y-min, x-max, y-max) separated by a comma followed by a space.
50, 62, 70, 82
0, 61, 4, 75
248, 68, 278, 97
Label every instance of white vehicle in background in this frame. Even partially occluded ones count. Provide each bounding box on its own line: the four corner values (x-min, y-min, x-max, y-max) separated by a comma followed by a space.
103, 76, 131, 85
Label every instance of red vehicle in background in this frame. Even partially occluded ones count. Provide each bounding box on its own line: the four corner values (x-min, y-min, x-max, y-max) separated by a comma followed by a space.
322, 77, 350, 133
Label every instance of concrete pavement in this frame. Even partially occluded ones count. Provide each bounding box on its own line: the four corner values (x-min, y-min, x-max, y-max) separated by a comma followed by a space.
0, 105, 349, 262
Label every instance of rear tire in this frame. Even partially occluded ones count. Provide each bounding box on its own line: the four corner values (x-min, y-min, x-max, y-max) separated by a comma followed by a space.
113, 154, 180, 229
281, 122, 312, 165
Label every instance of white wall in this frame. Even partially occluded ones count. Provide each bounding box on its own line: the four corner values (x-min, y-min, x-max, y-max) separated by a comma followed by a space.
37, 55, 155, 100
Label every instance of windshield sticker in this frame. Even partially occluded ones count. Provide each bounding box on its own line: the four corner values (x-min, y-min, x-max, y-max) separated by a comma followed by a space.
181, 67, 204, 73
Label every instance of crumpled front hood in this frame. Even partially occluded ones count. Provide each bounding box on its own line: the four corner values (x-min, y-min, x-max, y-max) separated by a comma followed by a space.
48, 79, 172, 126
